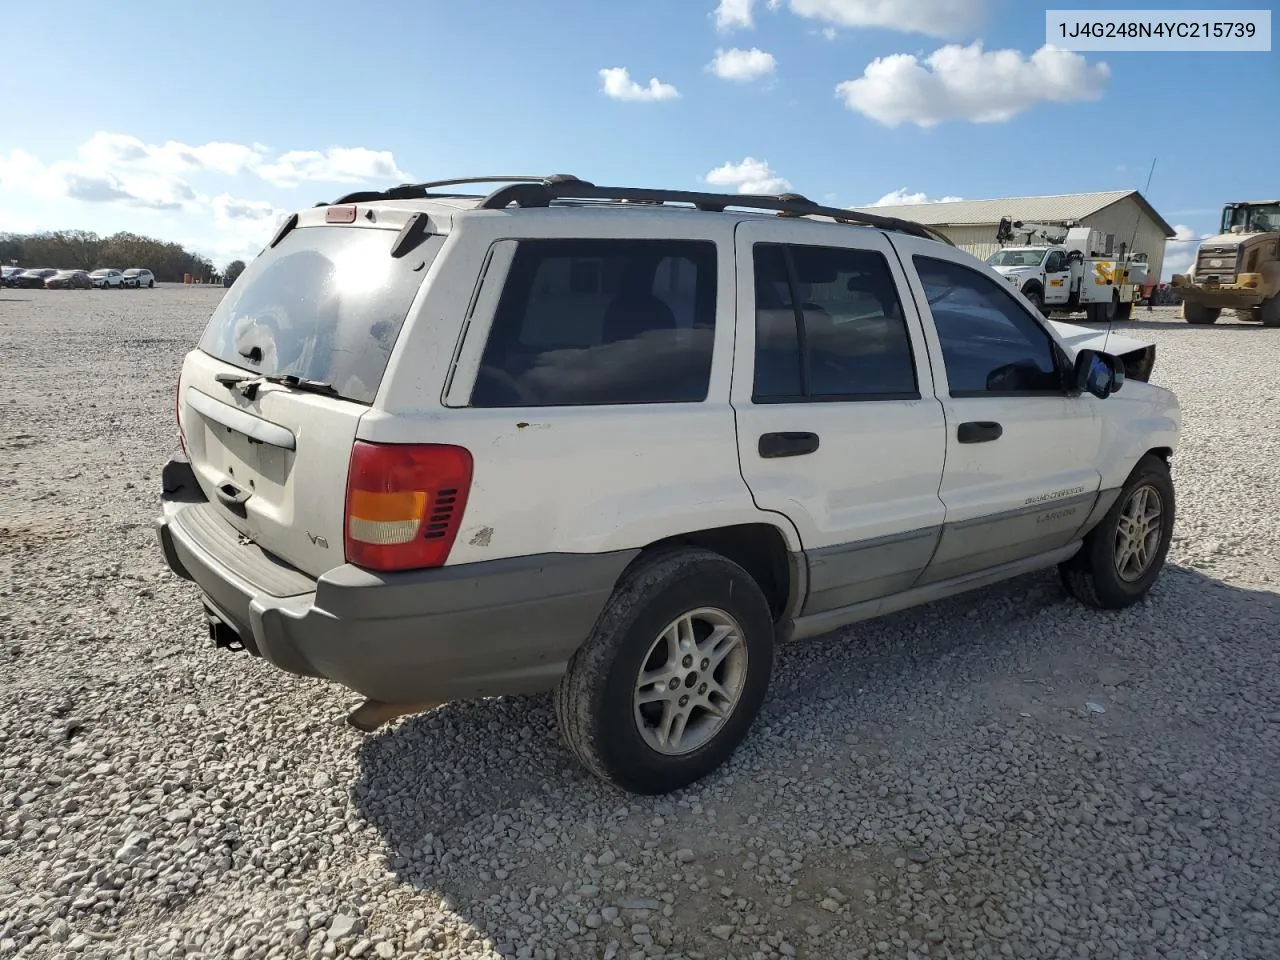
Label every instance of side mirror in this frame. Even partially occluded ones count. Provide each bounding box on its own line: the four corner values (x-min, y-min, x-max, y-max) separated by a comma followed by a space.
1072, 349, 1124, 399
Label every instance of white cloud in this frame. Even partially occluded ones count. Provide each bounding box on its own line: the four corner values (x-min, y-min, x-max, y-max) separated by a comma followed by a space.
866, 188, 964, 206
204, 194, 290, 264
1160, 224, 1205, 278
78, 132, 404, 188
0, 148, 66, 199
66, 170, 198, 211
714, 0, 785, 31
836, 42, 1109, 128
212, 193, 286, 225
0, 211, 39, 234
787, 0, 985, 39
714, 0, 756, 30
78, 132, 269, 178
1162, 252, 1194, 278
0, 132, 411, 267
255, 147, 409, 188
1159, 226, 1224, 279
705, 157, 792, 194
0, 145, 200, 212
708, 47, 778, 81
1, 134, 410, 211
598, 67, 681, 102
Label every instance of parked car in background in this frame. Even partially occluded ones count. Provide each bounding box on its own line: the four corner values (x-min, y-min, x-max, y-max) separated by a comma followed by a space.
1, 266, 24, 287
45, 269, 94, 290
91, 268, 125, 289
123, 268, 155, 289
10, 268, 57, 289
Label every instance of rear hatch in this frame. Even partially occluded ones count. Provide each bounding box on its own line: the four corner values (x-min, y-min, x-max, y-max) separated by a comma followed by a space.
178, 208, 444, 578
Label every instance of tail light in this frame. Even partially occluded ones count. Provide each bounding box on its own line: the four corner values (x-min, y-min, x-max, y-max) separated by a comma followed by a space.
175, 372, 188, 457
344, 441, 473, 572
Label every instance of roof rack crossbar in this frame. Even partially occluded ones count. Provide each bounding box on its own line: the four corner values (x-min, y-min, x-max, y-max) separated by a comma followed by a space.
329, 174, 587, 206
477, 182, 953, 245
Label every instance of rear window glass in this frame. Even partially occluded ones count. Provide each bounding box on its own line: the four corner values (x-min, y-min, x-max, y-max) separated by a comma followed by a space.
471, 238, 718, 407
198, 225, 441, 404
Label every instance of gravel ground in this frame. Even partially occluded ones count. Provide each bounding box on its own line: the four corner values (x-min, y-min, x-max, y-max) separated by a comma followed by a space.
1, 288, 1278, 960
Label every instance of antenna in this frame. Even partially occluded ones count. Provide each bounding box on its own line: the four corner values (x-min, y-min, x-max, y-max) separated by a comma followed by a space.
1105, 156, 1158, 354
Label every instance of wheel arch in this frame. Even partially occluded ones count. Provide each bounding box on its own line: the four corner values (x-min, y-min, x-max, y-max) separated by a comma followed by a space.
631, 522, 803, 625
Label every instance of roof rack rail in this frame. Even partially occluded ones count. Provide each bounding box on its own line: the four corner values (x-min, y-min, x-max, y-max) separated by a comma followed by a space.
477, 181, 953, 245
326, 174, 586, 206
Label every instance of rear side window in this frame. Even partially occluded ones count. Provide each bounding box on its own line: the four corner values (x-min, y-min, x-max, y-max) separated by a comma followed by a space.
752, 242, 919, 401
471, 238, 717, 407
198, 225, 441, 404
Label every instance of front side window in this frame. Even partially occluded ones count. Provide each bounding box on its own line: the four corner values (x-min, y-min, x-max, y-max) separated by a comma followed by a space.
752, 243, 918, 402
471, 238, 717, 407
1221, 204, 1280, 233
914, 255, 1062, 396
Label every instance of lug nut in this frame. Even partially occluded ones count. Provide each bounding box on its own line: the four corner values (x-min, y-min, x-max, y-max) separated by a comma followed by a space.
668, 678, 680, 690
698, 683, 708, 695
700, 658, 710, 670
682, 655, 693, 668
679, 695, 690, 707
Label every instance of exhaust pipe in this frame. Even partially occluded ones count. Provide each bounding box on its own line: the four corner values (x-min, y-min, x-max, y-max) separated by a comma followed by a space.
346, 699, 442, 732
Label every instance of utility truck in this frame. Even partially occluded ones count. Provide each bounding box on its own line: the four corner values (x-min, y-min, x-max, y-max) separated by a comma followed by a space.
987, 219, 1149, 323
1170, 200, 1280, 326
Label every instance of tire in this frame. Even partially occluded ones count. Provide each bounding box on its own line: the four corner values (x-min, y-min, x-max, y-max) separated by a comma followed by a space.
1115, 300, 1133, 321
148, 280, 155, 289
1258, 295, 1280, 328
1183, 301, 1220, 324
1095, 293, 1118, 324
1059, 454, 1175, 610
1023, 286, 1046, 317
554, 547, 775, 795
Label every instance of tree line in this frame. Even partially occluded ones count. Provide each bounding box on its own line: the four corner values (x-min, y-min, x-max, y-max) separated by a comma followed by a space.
0, 229, 223, 284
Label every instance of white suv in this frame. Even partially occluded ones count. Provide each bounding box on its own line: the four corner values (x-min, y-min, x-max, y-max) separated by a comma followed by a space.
123, 268, 155, 289
156, 175, 1179, 795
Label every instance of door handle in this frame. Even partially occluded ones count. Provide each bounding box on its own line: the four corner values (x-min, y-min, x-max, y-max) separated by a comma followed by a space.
215, 481, 252, 518
759, 432, 820, 459
957, 421, 1003, 444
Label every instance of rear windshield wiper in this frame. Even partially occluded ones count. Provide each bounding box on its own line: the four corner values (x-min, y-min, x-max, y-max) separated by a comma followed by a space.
263, 374, 340, 396
215, 371, 340, 400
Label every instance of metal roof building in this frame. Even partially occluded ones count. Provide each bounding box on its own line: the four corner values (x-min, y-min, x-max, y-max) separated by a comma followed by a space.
848, 190, 1177, 283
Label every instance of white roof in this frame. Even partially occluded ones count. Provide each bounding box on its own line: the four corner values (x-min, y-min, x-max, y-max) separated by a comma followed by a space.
847, 190, 1175, 236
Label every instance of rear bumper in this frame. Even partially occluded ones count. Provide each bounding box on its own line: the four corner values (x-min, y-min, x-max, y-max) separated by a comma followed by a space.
1170, 274, 1267, 309
155, 459, 635, 703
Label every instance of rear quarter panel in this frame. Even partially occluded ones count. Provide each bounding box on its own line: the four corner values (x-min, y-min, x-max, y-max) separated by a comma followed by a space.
363, 211, 799, 565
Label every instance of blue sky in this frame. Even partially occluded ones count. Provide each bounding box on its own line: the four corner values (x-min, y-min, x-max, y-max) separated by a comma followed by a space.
1, 0, 1275, 275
